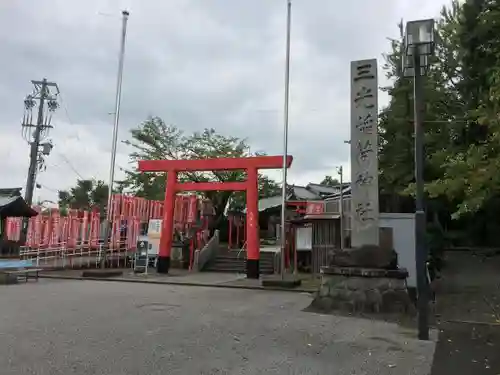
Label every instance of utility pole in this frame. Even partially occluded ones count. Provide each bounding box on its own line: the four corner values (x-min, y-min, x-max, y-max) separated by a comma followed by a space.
337, 166, 344, 250
21, 79, 58, 238
101, 10, 130, 268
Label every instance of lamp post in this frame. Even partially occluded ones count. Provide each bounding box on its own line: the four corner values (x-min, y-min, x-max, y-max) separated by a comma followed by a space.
402, 18, 435, 341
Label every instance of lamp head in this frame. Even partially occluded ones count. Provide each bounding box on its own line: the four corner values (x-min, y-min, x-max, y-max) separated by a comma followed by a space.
402, 19, 435, 77
404, 18, 435, 56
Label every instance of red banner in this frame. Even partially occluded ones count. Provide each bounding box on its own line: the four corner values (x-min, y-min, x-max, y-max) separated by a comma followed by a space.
306, 201, 324, 215
187, 195, 198, 224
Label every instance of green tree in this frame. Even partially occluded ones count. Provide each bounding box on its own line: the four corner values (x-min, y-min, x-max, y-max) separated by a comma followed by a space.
426, 0, 500, 220
118, 117, 280, 227
58, 179, 109, 215
320, 175, 340, 186
379, 0, 500, 245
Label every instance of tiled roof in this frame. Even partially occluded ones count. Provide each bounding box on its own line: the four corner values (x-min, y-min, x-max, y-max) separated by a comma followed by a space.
324, 185, 352, 200
0, 187, 22, 197
0, 196, 18, 207
0, 195, 38, 218
306, 183, 339, 195
289, 185, 321, 200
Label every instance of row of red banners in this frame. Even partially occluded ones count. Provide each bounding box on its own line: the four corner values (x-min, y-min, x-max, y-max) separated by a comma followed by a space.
4, 194, 209, 250
4, 194, 320, 249
109, 194, 213, 223
5, 212, 140, 250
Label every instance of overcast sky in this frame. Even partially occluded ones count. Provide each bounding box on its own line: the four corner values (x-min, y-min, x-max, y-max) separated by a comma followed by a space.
0, 0, 450, 203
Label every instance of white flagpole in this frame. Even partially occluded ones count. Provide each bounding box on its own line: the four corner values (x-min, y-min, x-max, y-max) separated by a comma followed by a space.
102, 10, 129, 267
280, 0, 292, 279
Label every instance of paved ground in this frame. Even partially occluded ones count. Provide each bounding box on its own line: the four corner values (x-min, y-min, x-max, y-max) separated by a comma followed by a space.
431, 252, 500, 374
1, 280, 436, 375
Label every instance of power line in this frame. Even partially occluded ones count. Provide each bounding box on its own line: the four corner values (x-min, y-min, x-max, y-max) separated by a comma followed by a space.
56, 153, 84, 180
55, 92, 86, 180
36, 183, 59, 194
58, 92, 83, 141
55, 85, 129, 186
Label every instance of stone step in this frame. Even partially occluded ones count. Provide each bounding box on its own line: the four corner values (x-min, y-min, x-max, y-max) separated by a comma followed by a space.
208, 259, 275, 268
215, 250, 276, 260
203, 264, 274, 274
204, 255, 275, 274
213, 256, 274, 265
203, 248, 276, 274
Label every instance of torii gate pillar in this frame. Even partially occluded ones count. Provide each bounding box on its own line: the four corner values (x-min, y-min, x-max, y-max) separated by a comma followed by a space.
138, 155, 293, 279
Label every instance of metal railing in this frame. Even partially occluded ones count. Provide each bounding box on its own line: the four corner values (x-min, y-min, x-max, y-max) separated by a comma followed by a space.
193, 230, 220, 272
19, 241, 132, 270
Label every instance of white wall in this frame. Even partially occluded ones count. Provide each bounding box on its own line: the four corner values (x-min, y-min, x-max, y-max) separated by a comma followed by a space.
380, 213, 416, 288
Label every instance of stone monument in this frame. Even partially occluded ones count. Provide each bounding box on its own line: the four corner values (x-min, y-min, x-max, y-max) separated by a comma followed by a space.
311, 245, 414, 315
310, 59, 414, 317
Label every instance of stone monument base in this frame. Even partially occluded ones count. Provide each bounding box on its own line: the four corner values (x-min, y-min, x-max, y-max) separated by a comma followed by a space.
310, 266, 415, 316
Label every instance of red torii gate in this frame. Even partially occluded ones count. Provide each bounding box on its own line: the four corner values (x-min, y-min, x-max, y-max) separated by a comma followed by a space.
138, 155, 293, 279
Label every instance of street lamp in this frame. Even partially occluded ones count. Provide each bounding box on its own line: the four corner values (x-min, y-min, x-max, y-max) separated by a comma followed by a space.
402, 18, 435, 341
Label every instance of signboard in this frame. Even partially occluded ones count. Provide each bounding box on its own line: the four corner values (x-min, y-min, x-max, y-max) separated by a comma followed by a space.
134, 238, 149, 271
146, 220, 161, 256
137, 239, 149, 256
350, 59, 380, 247
147, 219, 162, 239
295, 226, 312, 251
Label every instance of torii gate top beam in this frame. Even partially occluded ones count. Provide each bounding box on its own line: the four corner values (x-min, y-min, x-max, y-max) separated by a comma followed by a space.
138, 155, 293, 173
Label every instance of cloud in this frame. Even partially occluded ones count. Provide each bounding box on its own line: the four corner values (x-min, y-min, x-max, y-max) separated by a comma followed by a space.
0, 0, 452, 202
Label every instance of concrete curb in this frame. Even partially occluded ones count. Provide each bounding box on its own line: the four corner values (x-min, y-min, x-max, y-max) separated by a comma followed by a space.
39, 274, 316, 294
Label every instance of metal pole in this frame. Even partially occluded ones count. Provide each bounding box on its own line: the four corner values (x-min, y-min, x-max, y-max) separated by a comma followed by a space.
102, 10, 129, 268
280, 0, 292, 279
25, 79, 47, 208
413, 51, 429, 340
338, 166, 344, 250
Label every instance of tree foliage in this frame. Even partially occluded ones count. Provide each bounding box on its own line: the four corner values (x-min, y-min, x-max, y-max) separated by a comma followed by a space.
426, 0, 500, 218
380, 0, 500, 244
118, 117, 280, 226
58, 179, 108, 215
320, 175, 340, 186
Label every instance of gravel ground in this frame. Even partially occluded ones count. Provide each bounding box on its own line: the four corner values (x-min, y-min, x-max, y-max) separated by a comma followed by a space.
430, 252, 500, 374
0, 280, 436, 375
431, 322, 500, 374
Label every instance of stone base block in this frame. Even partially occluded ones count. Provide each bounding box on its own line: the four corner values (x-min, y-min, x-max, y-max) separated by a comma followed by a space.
310, 275, 415, 316
329, 245, 398, 269
247, 259, 259, 279
0, 273, 19, 285
261, 277, 301, 288
81, 270, 123, 278
156, 256, 170, 274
